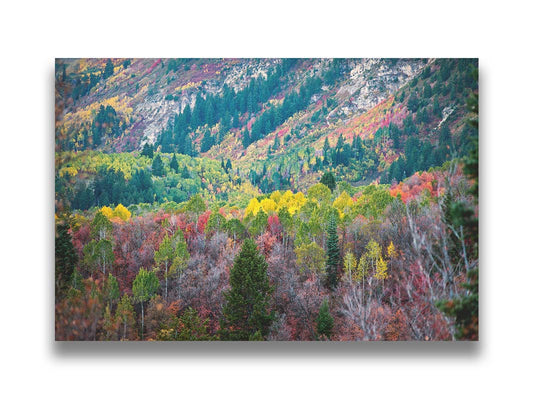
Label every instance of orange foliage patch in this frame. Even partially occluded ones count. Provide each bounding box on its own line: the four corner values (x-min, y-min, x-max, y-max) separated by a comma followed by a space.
389, 171, 444, 203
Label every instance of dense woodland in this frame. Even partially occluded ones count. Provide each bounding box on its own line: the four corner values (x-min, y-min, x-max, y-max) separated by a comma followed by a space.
55, 58, 478, 340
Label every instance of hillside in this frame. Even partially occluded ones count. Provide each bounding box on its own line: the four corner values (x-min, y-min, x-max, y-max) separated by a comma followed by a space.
55, 58, 478, 342
56, 58, 477, 208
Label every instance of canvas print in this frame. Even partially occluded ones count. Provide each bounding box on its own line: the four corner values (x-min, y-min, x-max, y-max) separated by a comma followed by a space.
55, 58, 478, 341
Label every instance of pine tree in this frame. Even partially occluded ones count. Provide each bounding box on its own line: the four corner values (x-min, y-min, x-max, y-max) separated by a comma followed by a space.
320, 171, 336, 192
103, 58, 114, 79
151, 154, 164, 177
141, 143, 154, 158
325, 214, 340, 289
242, 128, 251, 148
316, 298, 334, 339
55, 221, 78, 299
437, 79, 478, 340
323, 137, 330, 160
220, 239, 274, 340
169, 153, 179, 173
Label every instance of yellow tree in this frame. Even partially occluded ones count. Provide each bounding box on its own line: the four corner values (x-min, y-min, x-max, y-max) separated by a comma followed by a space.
344, 251, 356, 281
356, 239, 388, 337
113, 204, 131, 221
295, 241, 326, 275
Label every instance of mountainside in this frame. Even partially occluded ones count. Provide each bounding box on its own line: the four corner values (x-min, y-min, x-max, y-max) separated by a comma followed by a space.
55, 58, 479, 342
56, 58, 477, 207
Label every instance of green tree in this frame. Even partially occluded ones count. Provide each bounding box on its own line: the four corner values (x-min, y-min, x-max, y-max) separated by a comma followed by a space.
206, 212, 227, 235
83, 238, 114, 276
115, 294, 136, 340
316, 298, 334, 339
55, 221, 78, 299
152, 154, 164, 177
437, 76, 478, 340
103, 273, 120, 309
141, 143, 154, 158
157, 307, 215, 341
90, 211, 112, 240
249, 208, 268, 236
186, 194, 207, 222
225, 218, 246, 242
320, 172, 336, 192
220, 239, 274, 340
154, 232, 189, 300
103, 58, 114, 79
169, 153, 179, 173
132, 268, 160, 339
325, 213, 340, 289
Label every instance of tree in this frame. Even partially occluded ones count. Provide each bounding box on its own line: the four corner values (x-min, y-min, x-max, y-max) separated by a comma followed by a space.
186, 194, 207, 220
55, 221, 78, 299
307, 183, 332, 206
154, 232, 189, 300
356, 240, 387, 282
206, 212, 227, 235
220, 239, 274, 340
320, 172, 336, 192
132, 268, 160, 340
316, 298, 334, 339
325, 214, 340, 289
141, 143, 154, 158
90, 211, 112, 240
113, 204, 131, 221
437, 77, 478, 340
115, 294, 136, 340
83, 238, 114, 276
169, 153, 179, 173
157, 307, 215, 341
225, 218, 246, 242
103, 58, 114, 79
295, 241, 326, 275
152, 154, 164, 177
103, 273, 120, 309
343, 251, 356, 281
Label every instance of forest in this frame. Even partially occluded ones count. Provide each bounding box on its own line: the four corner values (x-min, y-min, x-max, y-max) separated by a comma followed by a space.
55, 58, 478, 341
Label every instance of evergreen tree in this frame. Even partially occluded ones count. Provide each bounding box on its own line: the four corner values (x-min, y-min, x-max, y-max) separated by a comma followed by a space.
169, 153, 179, 173
201, 131, 214, 152
55, 221, 78, 299
437, 80, 478, 340
242, 128, 251, 148
141, 143, 154, 158
103, 58, 114, 79
220, 239, 274, 340
152, 154, 164, 177
320, 172, 336, 192
316, 298, 334, 339
325, 214, 340, 289
323, 137, 330, 160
